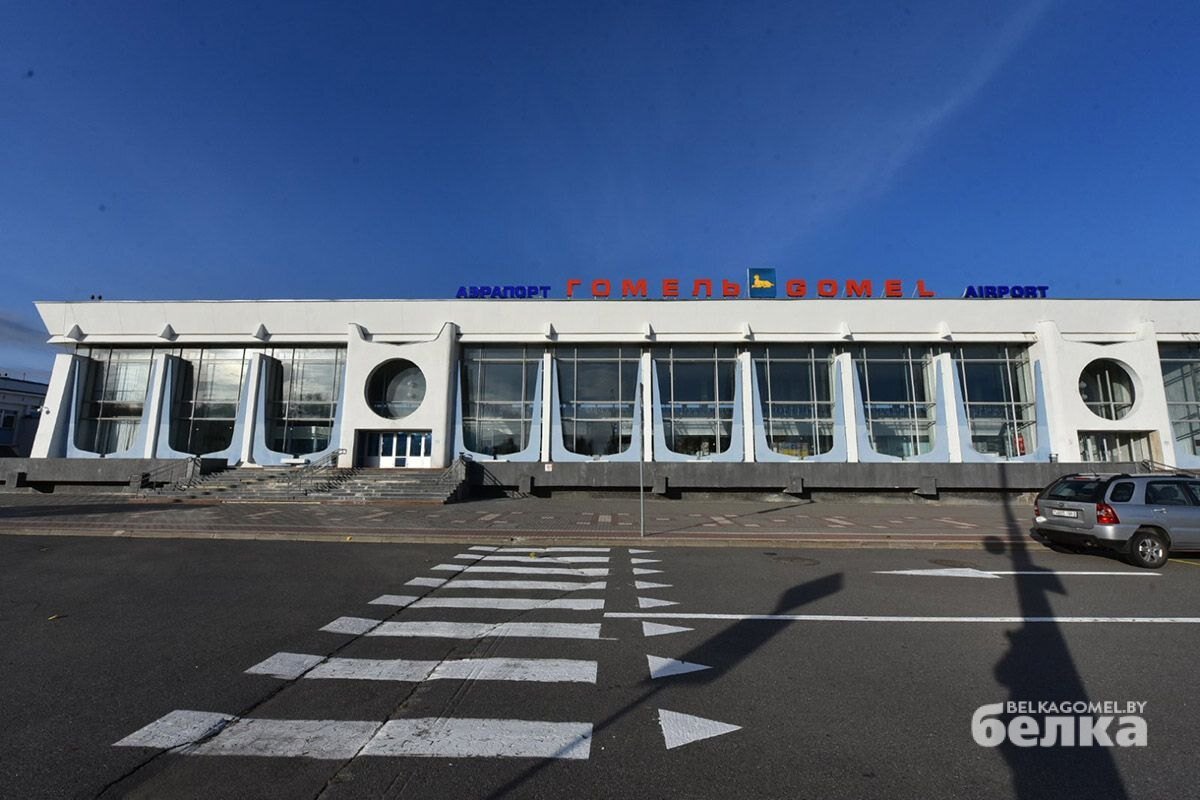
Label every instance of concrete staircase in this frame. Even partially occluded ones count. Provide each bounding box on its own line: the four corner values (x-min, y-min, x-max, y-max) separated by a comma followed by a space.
170, 461, 468, 503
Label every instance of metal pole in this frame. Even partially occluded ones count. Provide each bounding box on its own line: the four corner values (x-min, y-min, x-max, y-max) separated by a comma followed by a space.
639, 444, 645, 539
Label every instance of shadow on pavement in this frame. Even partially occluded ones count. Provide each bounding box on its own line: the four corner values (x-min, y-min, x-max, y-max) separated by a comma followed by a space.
483, 572, 844, 799
989, 472, 1128, 799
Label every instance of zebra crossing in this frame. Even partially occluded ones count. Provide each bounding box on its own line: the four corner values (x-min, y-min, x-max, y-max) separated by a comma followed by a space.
114, 543, 740, 763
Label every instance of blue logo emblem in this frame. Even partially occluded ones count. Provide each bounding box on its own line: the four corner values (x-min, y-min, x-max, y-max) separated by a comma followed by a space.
747, 268, 777, 298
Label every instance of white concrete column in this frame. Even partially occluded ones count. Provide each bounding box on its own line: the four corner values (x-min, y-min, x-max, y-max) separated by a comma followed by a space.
1132, 321, 1174, 464
236, 353, 263, 465
30, 352, 77, 458
142, 353, 170, 457
837, 351, 860, 462
938, 352, 964, 462
540, 350, 553, 462
641, 350, 654, 461
740, 350, 755, 462
1033, 321, 1079, 461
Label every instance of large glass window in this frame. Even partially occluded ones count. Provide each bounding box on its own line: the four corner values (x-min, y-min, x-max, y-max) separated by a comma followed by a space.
75, 348, 154, 454
953, 344, 1037, 458
654, 345, 737, 457
264, 348, 346, 455
169, 348, 250, 455
854, 344, 937, 458
1160, 344, 1200, 457
461, 345, 541, 456
556, 345, 639, 456
751, 345, 836, 457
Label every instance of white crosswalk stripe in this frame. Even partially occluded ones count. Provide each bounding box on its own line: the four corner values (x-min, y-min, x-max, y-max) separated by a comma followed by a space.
113, 544, 660, 764
493, 547, 611, 553
367, 620, 604, 640
406, 597, 604, 611
462, 555, 611, 563
246, 653, 598, 683
420, 579, 607, 591
433, 564, 609, 576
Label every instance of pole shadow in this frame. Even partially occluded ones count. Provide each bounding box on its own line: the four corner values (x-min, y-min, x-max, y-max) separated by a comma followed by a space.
988, 468, 1128, 799
482, 572, 844, 799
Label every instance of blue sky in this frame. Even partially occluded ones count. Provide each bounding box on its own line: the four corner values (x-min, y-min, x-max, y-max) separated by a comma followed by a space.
3, 1, 1199, 379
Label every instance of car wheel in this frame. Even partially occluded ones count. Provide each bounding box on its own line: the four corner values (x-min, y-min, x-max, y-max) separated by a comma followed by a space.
1127, 529, 1169, 569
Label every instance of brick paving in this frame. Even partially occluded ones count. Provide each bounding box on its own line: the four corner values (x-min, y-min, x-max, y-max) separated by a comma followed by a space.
0, 493, 1036, 548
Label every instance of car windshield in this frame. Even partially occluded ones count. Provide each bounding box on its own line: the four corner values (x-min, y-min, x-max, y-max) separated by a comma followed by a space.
1045, 478, 1106, 502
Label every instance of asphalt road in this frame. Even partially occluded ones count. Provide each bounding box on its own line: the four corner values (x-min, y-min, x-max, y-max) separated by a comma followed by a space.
1, 533, 1197, 800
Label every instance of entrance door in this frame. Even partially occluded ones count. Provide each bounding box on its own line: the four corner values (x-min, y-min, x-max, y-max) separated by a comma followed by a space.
399, 431, 433, 468
360, 431, 433, 468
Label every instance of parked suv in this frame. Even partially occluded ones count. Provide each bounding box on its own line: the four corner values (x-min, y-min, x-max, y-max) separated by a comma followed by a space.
1033, 472, 1200, 568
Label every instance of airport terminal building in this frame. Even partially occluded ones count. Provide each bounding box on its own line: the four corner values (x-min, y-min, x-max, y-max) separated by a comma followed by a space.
22, 286, 1200, 494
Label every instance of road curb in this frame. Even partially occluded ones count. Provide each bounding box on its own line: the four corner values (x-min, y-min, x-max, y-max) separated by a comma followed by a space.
0, 525, 1036, 550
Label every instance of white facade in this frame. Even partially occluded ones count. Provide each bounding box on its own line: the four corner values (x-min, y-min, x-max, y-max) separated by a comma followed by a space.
29, 298, 1200, 470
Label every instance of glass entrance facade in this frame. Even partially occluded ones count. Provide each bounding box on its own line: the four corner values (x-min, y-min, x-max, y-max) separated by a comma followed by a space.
460, 345, 541, 456
359, 430, 433, 467
653, 344, 738, 457
556, 345, 639, 456
169, 348, 250, 455
74, 348, 154, 454
854, 345, 937, 458
954, 344, 1038, 458
751, 345, 837, 457
263, 348, 346, 456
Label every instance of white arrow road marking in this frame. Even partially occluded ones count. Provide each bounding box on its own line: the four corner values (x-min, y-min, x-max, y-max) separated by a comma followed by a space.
408, 597, 604, 611
114, 710, 233, 749
607, 612, 1200, 624
658, 710, 741, 750
876, 568, 1000, 579
633, 568, 663, 575
468, 555, 610, 563
426, 579, 607, 591
247, 654, 598, 683
638, 597, 679, 609
369, 595, 419, 607
363, 718, 592, 759
368, 621, 605, 639
629, 549, 654, 554
494, 547, 611, 553
642, 622, 693, 637
875, 568, 1161, 579
406, 577, 447, 588
433, 564, 609, 577
630, 558, 661, 564
647, 655, 711, 679
634, 581, 672, 590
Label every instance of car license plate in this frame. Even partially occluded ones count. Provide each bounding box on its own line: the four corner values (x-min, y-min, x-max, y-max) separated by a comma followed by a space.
1050, 508, 1079, 518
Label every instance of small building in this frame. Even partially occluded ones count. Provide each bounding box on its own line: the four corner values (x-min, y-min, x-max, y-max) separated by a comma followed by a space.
0, 374, 48, 458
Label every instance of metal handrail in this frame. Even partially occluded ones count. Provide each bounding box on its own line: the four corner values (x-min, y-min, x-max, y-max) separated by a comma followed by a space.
1140, 459, 1200, 477
288, 449, 347, 495
133, 456, 202, 493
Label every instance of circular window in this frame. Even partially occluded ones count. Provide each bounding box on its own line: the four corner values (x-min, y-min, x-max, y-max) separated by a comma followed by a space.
367, 360, 426, 419
1078, 359, 1135, 420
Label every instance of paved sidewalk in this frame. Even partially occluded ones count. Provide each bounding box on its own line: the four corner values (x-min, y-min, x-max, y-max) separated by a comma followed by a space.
0, 494, 1036, 548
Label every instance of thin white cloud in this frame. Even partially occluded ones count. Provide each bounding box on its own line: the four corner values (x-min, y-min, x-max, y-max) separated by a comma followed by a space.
787, 0, 1053, 240
0, 310, 55, 381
